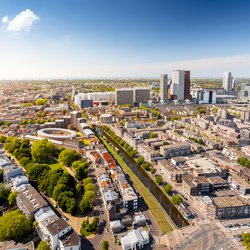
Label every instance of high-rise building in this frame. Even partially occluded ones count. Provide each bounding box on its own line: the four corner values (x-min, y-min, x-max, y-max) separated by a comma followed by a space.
223, 72, 234, 95
159, 74, 168, 102
133, 87, 150, 104
115, 88, 134, 106
184, 71, 191, 100
171, 70, 185, 101
169, 70, 191, 101
239, 83, 250, 98
193, 89, 216, 104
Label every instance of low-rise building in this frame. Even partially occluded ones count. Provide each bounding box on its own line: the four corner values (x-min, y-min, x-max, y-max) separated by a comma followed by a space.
121, 229, 149, 250
182, 175, 210, 197
160, 143, 191, 159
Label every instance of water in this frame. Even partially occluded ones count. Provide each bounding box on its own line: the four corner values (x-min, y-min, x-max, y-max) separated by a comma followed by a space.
103, 132, 188, 228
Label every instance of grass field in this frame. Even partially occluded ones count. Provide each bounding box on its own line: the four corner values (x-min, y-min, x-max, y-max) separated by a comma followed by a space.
99, 136, 175, 234
50, 162, 67, 172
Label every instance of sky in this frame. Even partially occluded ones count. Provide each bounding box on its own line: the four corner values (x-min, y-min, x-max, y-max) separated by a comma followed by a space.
1, 0, 250, 79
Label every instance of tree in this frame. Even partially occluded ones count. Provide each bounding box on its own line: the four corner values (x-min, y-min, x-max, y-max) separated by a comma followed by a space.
136, 156, 144, 166
0, 183, 10, 203
102, 240, 109, 250
83, 177, 94, 186
0, 210, 33, 242
58, 149, 81, 167
155, 175, 163, 185
141, 162, 151, 171
35, 98, 48, 105
171, 194, 183, 205
38, 240, 50, 250
57, 191, 76, 213
80, 217, 99, 236
32, 139, 57, 164
75, 165, 88, 180
8, 191, 17, 205
164, 184, 172, 194
0, 135, 6, 143
84, 183, 96, 192
150, 168, 156, 174
242, 233, 250, 249
79, 191, 95, 213
149, 133, 156, 139
52, 184, 68, 200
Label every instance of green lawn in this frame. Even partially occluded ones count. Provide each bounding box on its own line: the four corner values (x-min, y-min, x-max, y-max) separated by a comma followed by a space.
99, 136, 175, 234
50, 162, 67, 172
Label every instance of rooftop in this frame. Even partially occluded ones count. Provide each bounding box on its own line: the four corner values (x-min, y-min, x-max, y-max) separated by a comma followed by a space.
17, 185, 48, 214
47, 218, 71, 236
212, 196, 250, 208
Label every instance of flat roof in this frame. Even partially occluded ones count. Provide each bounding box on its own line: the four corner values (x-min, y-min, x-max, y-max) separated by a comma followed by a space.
186, 157, 221, 174
212, 196, 249, 208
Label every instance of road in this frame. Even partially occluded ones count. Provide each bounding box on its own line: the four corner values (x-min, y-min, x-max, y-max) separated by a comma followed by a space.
175, 221, 239, 250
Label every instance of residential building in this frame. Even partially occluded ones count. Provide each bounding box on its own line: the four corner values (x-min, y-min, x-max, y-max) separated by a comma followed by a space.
160, 143, 191, 159
16, 185, 48, 219
120, 229, 149, 250
182, 175, 210, 196
201, 195, 250, 219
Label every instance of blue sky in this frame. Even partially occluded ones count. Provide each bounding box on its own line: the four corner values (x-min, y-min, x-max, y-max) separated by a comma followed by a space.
1, 0, 250, 79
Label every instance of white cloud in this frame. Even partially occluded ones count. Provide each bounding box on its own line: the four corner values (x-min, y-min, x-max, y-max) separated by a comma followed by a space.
2, 16, 9, 23
2, 9, 39, 32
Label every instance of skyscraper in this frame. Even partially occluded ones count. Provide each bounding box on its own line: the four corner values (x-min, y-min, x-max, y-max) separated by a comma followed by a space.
170, 70, 191, 101
223, 72, 234, 95
171, 70, 185, 101
184, 70, 191, 100
159, 74, 168, 102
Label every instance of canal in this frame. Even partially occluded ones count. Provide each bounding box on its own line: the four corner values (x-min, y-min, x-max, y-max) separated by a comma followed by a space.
102, 131, 188, 228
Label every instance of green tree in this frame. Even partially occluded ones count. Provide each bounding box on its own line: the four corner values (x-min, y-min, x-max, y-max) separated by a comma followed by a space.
242, 233, 250, 249
38, 240, 50, 250
171, 194, 183, 205
149, 133, 156, 139
141, 162, 151, 171
32, 139, 57, 164
164, 184, 172, 194
0, 135, 6, 143
79, 191, 95, 213
57, 191, 76, 214
58, 149, 81, 167
84, 183, 96, 192
102, 240, 109, 250
75, 165, 88, 180
35, 98, 48, 105
8, 191, 17, 205
0, 210, 33, 242
136, 156, 144, 166
83, 177, 94, 186
155, 175, 163, 185
0, 183, 10, 203
150, 168, 156, 174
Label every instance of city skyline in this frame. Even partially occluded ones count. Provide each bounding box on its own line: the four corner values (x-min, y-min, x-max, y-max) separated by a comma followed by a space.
1, 0, 250, 79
